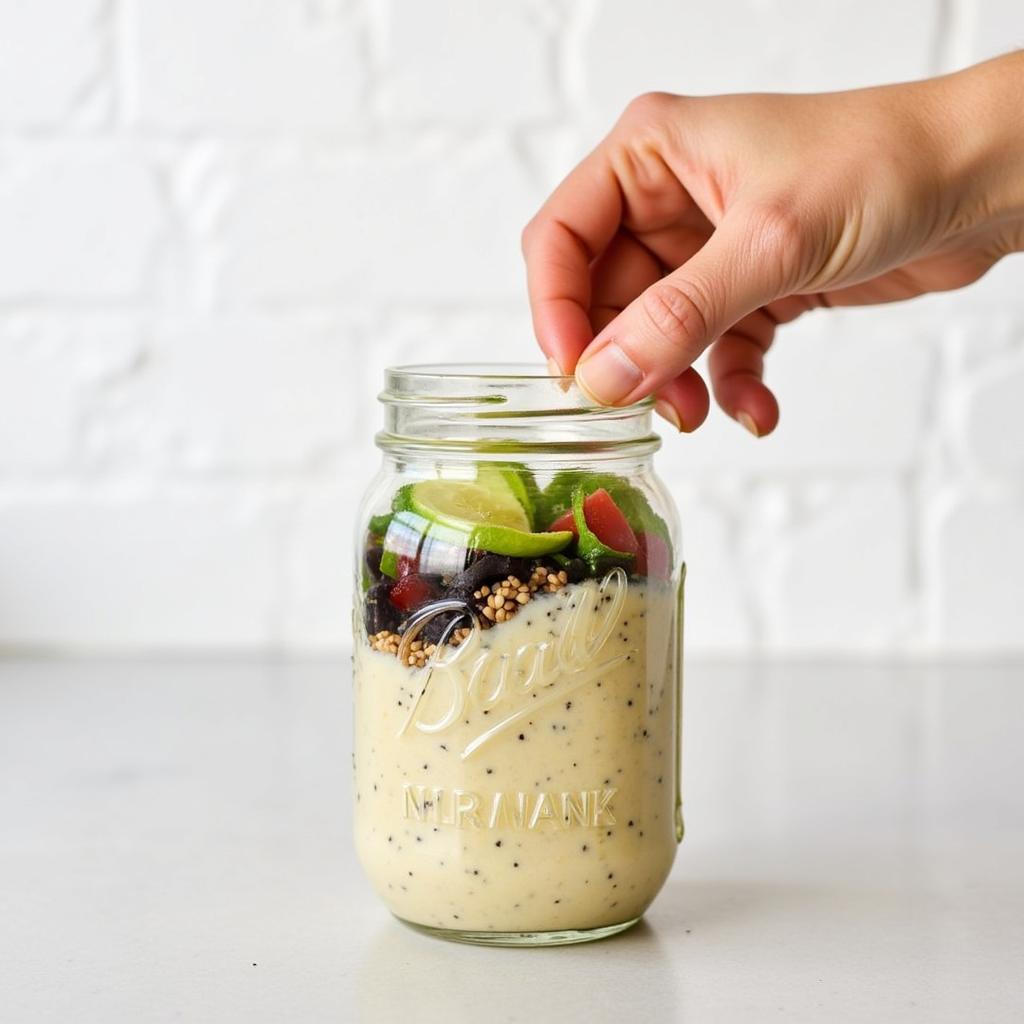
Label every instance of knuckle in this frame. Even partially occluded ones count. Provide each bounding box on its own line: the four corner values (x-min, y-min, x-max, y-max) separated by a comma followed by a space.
641, 281, 708, 347
746, 200, 805, 257
621, 90, 675, 126
742, 200, 808, 289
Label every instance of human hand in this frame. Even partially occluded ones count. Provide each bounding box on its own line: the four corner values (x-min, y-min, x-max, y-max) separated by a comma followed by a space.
522, 54, 1024, 435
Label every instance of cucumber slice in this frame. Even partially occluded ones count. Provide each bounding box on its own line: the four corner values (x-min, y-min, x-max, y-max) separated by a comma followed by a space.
407, 478, 572, 557
410, 478, 529, 532
472, 525, 573, 558
480, 462, 541, 530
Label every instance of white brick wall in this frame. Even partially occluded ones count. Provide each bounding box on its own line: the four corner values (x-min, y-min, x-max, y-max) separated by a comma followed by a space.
126, 0, 365, 132
0, 0, 107, 127
0, 151, 165, 300
0, 0, 1021, 656
578, 0, 938, 122
219, 139, 540, 304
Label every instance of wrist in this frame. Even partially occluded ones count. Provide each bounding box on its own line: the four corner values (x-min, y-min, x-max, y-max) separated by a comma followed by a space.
937, 53, 1024, 245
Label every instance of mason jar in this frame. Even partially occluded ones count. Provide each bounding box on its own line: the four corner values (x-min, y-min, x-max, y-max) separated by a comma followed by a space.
352, 364, 684, 946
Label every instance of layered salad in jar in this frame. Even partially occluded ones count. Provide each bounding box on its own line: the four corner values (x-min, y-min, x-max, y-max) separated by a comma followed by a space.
353, 464, 681, 939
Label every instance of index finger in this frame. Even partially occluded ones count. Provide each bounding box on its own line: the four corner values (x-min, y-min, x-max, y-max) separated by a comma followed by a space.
521, 146, 623, 374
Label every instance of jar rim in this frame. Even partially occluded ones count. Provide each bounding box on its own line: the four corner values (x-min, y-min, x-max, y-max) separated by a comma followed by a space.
389, 362, 565, 380
377, 363, 660, 457
381, 363, 655, 411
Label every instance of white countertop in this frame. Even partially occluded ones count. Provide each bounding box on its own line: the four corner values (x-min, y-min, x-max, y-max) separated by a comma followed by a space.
2, 659, 1022, 1023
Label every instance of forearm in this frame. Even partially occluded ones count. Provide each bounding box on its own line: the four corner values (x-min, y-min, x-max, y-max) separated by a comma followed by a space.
939, 51, 1024, 247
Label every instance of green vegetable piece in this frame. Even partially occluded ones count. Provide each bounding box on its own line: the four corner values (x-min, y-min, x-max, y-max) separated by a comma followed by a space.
368, 512, 393, 538
391, 484, 415, 514
378, 549, 399, 578
541, 470, 673, 552
571, 483, 635, 574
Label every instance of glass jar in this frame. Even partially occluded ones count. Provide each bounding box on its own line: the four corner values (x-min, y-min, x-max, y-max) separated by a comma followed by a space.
352, 364, 684, 946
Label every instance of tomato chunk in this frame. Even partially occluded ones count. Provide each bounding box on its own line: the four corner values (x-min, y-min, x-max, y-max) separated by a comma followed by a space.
636, 531, 671, 579
547, 488, 639, 555
585, 488, 639, 554
389, 573, 440, 612
547, 508, 575, 534
395, 555, 418, 578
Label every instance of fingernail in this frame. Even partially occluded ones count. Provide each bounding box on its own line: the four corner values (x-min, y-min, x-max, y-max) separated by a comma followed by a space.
548, 356, 573, 393
655, 400, 683, 432
737, 411, 761, 437
576, 343, 643, 405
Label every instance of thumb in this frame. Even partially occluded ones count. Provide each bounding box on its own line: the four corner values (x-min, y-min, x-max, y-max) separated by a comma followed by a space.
575, 209, 793, 405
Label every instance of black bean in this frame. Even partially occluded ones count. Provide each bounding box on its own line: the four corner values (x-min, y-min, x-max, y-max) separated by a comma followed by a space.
418, 603, 476, 645
365, 545, 384, 580
400, 572, 446, 594
364, 580, 398, 635
448, 554, 516, 593
560, 557, 588, 583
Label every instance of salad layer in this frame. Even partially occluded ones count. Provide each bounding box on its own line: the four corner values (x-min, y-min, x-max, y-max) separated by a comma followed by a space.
360, 466, 674, 662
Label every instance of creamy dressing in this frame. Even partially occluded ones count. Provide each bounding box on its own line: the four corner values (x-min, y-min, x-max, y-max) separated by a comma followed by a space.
353, 573, 680, 934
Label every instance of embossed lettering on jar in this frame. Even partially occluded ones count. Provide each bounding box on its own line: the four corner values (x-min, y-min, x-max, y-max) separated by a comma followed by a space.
353, 364, 685, 947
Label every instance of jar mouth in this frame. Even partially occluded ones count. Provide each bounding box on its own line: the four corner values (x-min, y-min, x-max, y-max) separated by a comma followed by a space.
389, 362, 569, 382
383, 363, 652, 405
378, 363, 659, 457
